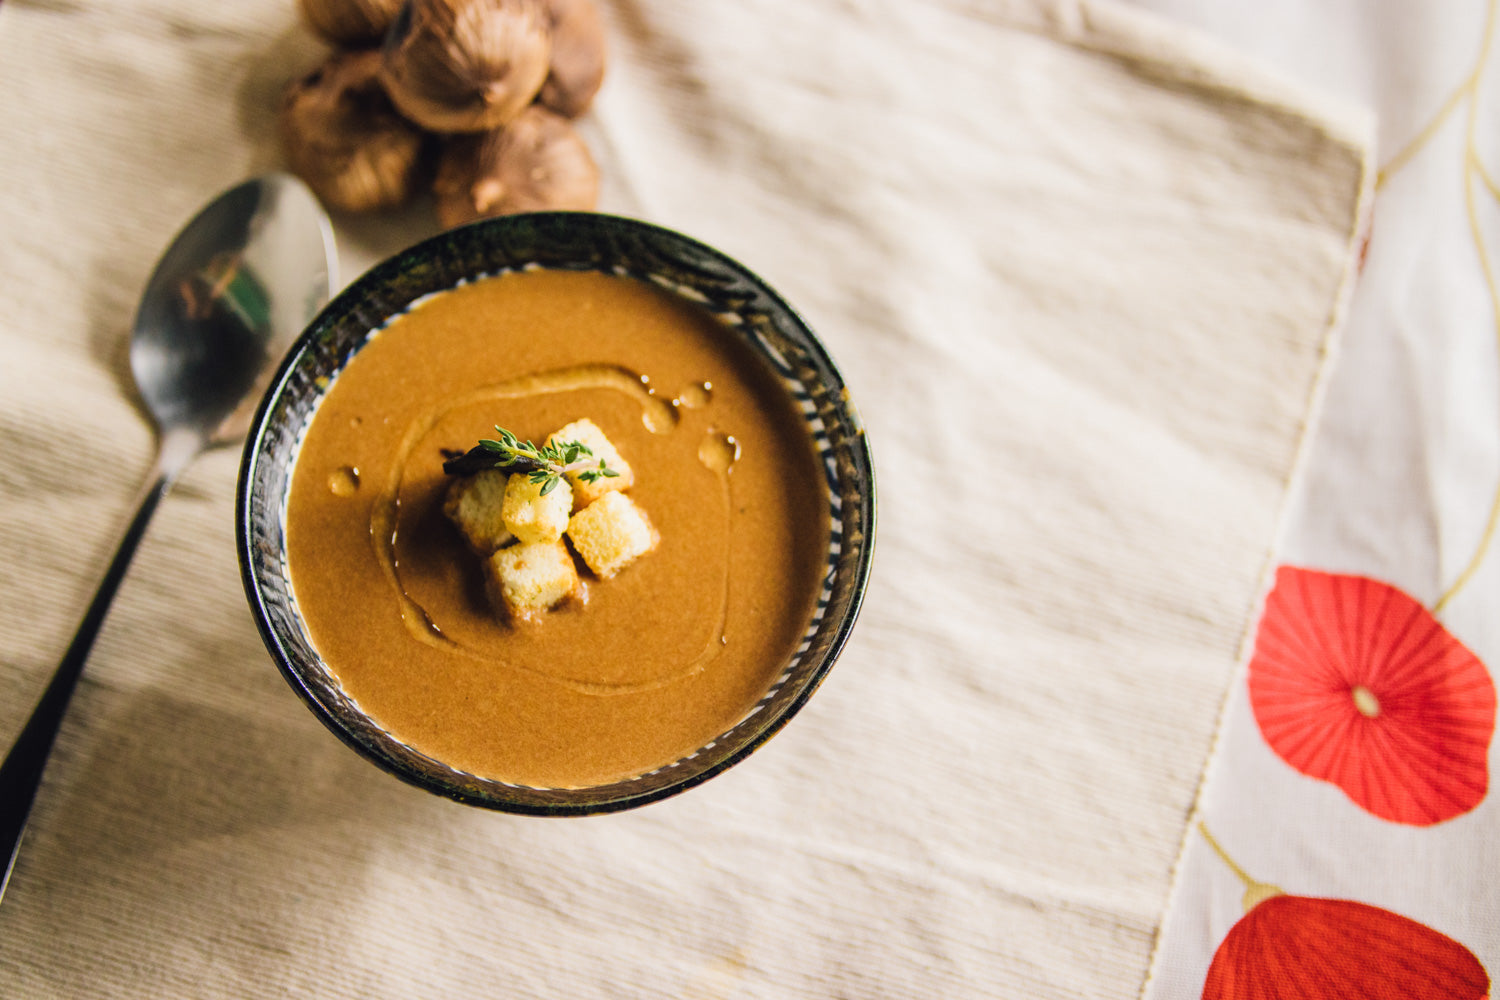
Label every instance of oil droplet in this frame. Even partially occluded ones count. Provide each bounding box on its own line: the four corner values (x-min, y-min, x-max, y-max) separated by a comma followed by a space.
1351, 684, 1380, 718
676, 381, 712, 409
698, 431, 740, 473
641, 396, 678, 433
328, 466, 361, 497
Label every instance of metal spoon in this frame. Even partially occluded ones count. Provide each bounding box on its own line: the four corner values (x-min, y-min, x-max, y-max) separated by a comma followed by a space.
0, 174, 337, 901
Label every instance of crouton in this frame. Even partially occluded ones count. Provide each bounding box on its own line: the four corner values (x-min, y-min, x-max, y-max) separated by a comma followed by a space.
443, 469, 513, 554
485, 540, 581, 621
547, 418, 634, 508
502, 472, 573, 543
566, 492, 657, 579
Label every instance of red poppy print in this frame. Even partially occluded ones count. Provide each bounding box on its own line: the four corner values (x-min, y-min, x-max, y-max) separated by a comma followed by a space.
1203, 894, 1489, 1000
1248, 566, 1496, 825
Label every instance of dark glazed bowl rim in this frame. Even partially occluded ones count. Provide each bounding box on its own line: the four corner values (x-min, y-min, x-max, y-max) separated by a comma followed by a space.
236, 211, 876, 815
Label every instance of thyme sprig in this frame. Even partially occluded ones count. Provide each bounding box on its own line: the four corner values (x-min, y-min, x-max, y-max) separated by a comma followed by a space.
442, 426, 620, 497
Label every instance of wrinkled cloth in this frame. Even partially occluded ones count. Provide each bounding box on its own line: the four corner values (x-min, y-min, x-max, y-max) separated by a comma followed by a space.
0, 1, 1368, 996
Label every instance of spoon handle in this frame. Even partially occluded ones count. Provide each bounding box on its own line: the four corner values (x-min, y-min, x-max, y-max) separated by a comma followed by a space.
0, 469, 174, 902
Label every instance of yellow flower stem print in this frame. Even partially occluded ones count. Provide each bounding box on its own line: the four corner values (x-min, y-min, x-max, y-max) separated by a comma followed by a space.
1196, 821, 1282, 913
1379, 0, 1500, 613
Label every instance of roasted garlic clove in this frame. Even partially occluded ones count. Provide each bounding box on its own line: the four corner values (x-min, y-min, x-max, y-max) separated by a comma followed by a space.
538, 0, 606, 118
298, 0, 404, 46
381, 0, 553, 133
281, 50, 431, 213
433, 105, 598, 227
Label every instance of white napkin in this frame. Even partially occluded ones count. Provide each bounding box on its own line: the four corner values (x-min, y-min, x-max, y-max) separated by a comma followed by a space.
1121, 1, 1500, 993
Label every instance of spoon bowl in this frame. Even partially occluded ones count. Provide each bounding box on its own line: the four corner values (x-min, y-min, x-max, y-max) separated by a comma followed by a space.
133, 175, 336, 446
0, 174, 336, 902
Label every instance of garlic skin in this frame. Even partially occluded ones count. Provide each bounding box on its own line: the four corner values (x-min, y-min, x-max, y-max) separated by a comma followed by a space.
299, 0, 404, 46
281, 50, 430, 213
433, 105, 598, 227
539, 0, 606, 118
381, 0, 553, 133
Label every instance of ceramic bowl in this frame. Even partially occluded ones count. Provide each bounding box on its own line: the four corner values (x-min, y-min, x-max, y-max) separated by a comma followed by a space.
236, 212, 875, 814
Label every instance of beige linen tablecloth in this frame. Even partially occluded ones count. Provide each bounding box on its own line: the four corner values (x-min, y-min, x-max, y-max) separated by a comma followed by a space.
0, 1, 1369, 995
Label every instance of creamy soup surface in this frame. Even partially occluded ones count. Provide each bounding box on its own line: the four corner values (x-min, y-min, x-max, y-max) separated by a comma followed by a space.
285, 269, 829, 787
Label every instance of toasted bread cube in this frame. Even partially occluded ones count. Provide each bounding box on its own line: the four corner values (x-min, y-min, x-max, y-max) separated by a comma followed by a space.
485, 540, 581, 621
501, 472, 573, 544
443, 470, 513, 554
567, 492, 658, 579
547, 418, 634, 508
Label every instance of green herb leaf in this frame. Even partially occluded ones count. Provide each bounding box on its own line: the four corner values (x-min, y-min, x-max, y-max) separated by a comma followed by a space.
443, 424, 621, 489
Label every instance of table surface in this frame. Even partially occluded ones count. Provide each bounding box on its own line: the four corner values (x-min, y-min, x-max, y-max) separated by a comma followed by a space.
0, 1, 1491, 997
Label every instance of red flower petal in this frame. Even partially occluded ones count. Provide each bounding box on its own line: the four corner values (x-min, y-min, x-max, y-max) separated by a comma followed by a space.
1248, 567, 1496, 825
1203, 895, 1488, 999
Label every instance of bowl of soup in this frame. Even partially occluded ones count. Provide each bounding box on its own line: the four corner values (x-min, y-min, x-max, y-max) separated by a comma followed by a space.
237, 212, 875, 814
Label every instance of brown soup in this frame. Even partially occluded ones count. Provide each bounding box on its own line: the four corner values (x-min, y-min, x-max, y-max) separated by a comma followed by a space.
285, 269, 829, 788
